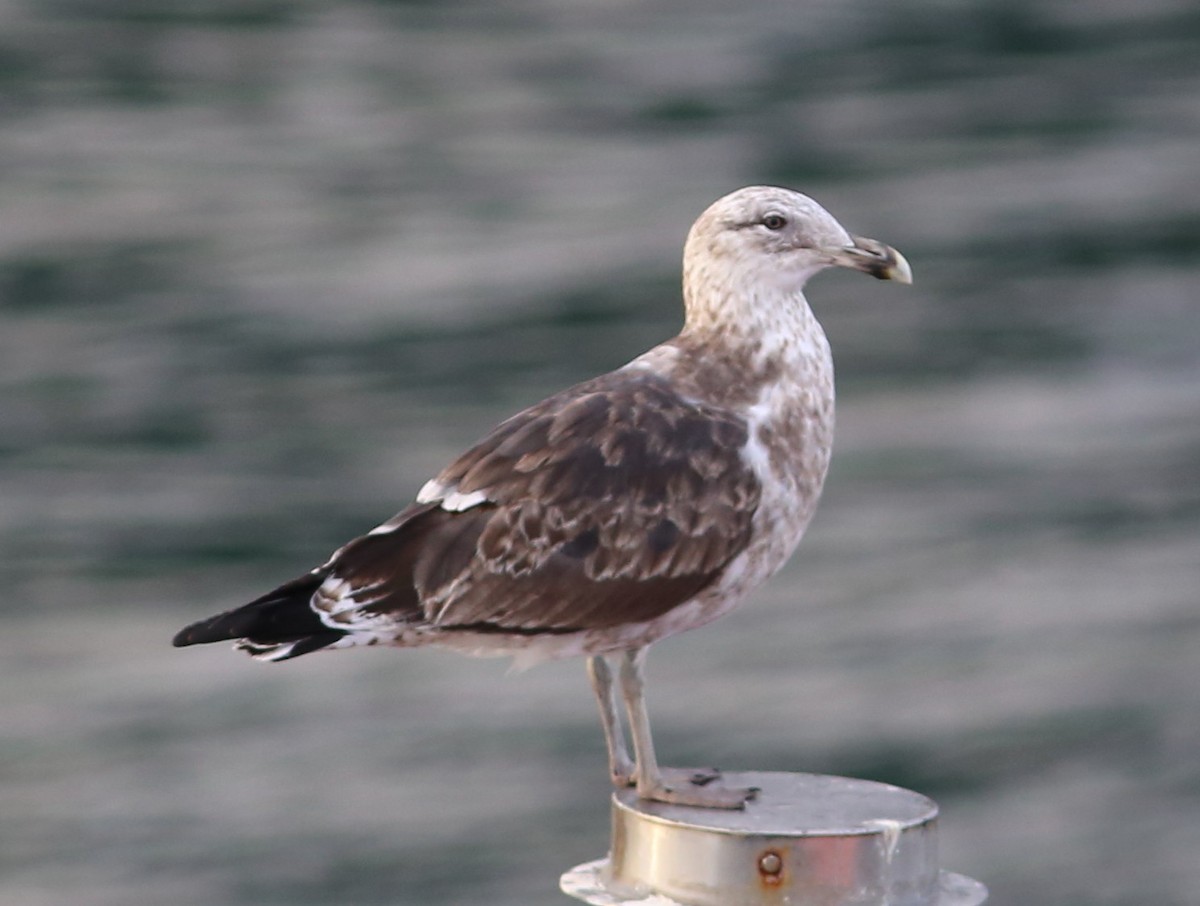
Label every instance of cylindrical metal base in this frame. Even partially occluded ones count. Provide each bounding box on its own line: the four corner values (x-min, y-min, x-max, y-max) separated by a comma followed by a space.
561, 771, 987, 906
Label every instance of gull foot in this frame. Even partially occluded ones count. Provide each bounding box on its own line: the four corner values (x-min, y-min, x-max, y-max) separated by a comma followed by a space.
638, 768, 759, 810
672, 766, 721, 787
609, 753, 638, 789
611, 767, 637, 788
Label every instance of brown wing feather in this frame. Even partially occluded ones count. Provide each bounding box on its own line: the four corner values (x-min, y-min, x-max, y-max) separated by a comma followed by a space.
324, 371, 761, 635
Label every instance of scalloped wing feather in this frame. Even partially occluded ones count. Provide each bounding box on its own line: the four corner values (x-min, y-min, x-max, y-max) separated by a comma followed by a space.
321, 371, 762, 637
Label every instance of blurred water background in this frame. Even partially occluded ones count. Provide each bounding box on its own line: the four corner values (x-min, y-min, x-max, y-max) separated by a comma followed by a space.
2, 1, 1198, 904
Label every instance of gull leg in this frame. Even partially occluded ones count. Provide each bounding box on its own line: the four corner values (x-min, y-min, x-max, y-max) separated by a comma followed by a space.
587, 654, 635, 787
618, 647, 757, 809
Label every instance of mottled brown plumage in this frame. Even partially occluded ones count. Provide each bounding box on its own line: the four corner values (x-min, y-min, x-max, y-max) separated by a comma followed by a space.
173, 186, 911, 808
307, 371, 759, 637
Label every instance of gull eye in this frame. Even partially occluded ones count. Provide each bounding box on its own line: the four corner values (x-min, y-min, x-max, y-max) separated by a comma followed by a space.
761, 213, 788, 231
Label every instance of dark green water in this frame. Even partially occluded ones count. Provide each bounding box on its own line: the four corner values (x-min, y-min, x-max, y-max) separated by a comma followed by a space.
3, 2, 1199, 904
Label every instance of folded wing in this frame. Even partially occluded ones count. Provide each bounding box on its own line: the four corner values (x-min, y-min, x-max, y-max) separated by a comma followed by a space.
174, 371, 762, 657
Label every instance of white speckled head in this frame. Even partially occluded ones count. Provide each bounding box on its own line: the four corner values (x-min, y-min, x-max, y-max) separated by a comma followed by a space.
681, 186, 910, 332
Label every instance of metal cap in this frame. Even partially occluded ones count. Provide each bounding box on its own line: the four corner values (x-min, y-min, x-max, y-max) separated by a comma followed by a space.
561, 771, 987, 906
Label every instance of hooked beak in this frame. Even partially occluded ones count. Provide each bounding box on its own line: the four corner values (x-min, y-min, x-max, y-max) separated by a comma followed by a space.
827, 235, 913, 284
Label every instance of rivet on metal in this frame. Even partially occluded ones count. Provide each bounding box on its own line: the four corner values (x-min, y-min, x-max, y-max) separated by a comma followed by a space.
758, 850, 783, 877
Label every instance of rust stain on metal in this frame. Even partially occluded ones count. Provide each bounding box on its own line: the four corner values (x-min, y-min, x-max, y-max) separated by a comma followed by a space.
757, 848, 785, 887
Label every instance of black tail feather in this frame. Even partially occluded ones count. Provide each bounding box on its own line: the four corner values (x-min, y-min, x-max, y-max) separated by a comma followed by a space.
172, 569, 346, 657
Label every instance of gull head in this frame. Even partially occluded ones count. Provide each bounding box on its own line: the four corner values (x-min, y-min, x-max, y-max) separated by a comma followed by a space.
682, 186, 911, 315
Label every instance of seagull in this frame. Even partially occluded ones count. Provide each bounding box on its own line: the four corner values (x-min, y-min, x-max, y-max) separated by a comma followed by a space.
173, 186, 911, 809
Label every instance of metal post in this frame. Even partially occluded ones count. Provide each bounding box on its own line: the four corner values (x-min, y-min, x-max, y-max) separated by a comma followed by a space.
561, 771, 986, 906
